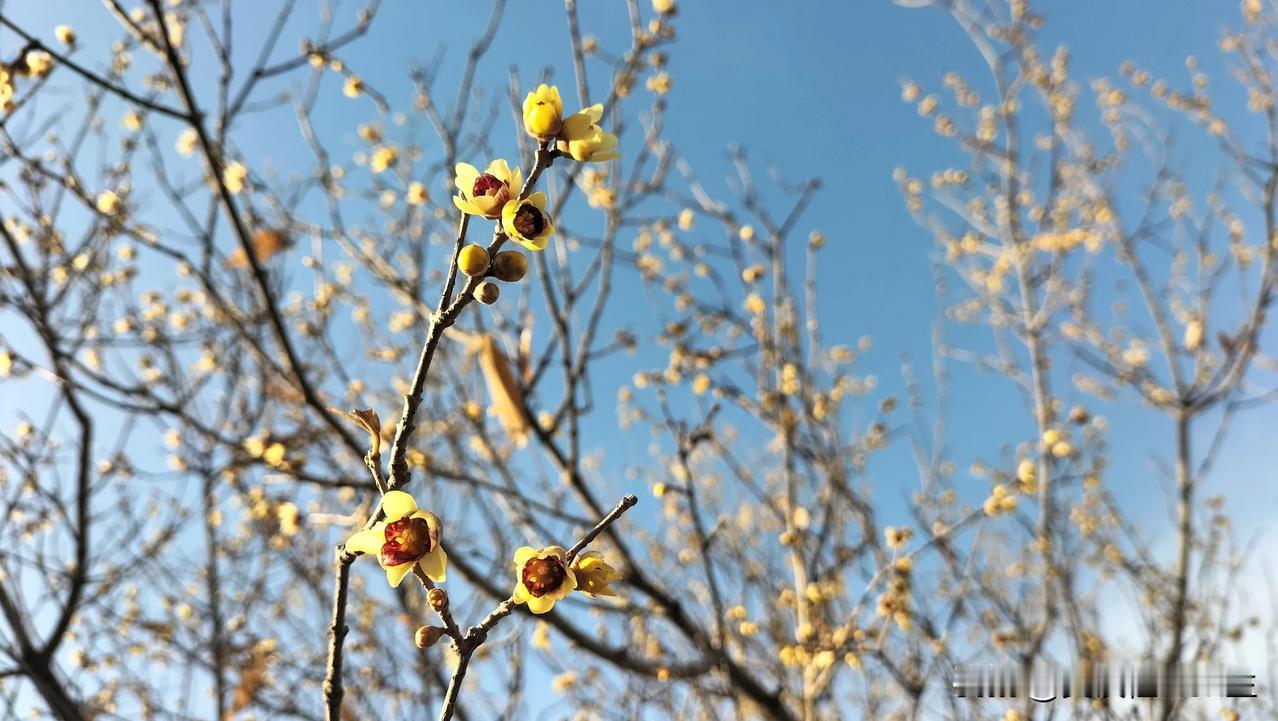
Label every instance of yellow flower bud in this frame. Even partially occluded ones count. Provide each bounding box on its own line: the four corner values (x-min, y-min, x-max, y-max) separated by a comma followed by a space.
427, 588, 449, 612
522, 84, 563, 139
458, 244, 490, 277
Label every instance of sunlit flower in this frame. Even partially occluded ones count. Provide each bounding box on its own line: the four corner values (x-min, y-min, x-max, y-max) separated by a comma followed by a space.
571, 551, 620, 597
512, 545, 577, 614
454, 160, 522, 219
522, 84, 563, 140
96, 190, 120, 215
406, 180, 429, 205
175, 128, 199, 157
646, 72, 672, 95
501, 192, 555, 251
369, 145, 398, 174
557, 104, 619, 162
55, 25, 77, 46
343, 75, 364, 98
223, 162, 247, 194
24, 51, 54, 78
345, 490, 448, 588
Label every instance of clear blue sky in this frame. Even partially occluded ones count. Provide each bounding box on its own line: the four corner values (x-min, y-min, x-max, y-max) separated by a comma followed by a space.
4, 0, 1276, 715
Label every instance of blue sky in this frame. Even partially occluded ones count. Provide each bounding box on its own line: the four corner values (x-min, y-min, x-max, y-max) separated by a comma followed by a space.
4, 0, 1278, 716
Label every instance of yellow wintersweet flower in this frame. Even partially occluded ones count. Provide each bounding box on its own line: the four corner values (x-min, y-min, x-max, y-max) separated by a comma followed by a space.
557, 104, 619, 163
369, 146, 398, 174
512, 545, 577, 614
223, 162, 247, 194
501, 192, 555, 251
522, 84, 563, 140
345, 490, 448, 588
571, 551, 620, 597
453, 160, 522, 219
96, 190, 120, 214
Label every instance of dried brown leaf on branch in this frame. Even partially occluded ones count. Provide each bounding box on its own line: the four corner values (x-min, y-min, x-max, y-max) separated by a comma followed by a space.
225, 228, 291, 269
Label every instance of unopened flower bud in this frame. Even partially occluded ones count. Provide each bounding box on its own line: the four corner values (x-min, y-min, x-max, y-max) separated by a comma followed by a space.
475, 281, 500, 305
414, 625, 445, 649
458, 244, 490, 277
427, 588, 449, 612
492, 250, 528, 282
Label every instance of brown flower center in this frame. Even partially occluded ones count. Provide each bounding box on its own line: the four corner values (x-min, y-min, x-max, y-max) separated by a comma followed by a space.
522, 556, 567, 598
472, 173, 507, 198
512, 204, 546, 238
380, 517, 432, 567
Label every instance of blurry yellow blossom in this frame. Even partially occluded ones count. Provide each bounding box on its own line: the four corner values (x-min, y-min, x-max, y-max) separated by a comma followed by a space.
884, 526, 912, 549
223, 163, 247, 194
369, 146, 398, 174
55, 25, 77, 46
343, 75, 364, 98
678, 208, 695, 230
175, 128, 199, 157
24, 51, 53, 77
406, 180, 429, 205
96, 191, 120, 215
647, 72, 672, 95
277, 502, 301, 536
345, 491, 448, 587
1184, 318, 1203, 351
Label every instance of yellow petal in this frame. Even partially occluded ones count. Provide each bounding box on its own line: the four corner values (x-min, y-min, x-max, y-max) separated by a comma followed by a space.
410, 509, 441, 534
345, 527, 384, 556
418, 546, 447, 582
527, 594, 556, 614
513, 582, 531, 603
509, 166, 524, 197
486, 158, 512, 183
385, 561, 415, 588
380, 490, 417, 519
560, 112, 595, 142
454, 163, 479, 195
513, 546, 537, 566
454, 196, 477, 215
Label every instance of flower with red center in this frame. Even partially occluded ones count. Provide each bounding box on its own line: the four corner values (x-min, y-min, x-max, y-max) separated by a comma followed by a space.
512, 546, 577, 614
454, 160, 523, 219
501, 192, 555, 251
345, 490, 447, 588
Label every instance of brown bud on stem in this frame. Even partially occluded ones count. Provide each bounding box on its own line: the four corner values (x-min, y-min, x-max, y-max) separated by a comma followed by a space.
491, 250, 528, 282
427, 588, 449, 613
475, 281, 500, 305
414, 625, 445, 649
